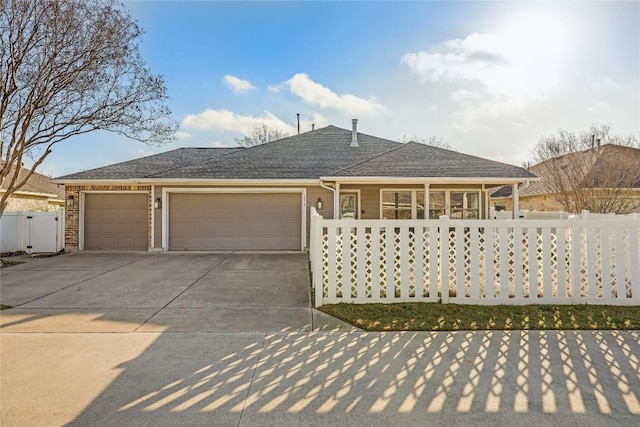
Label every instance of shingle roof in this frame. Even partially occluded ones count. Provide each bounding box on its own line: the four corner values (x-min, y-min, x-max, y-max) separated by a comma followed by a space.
1, 164, 65, 199
149, 126, 400, 179
331, 141, 537, 178
58, 147, 241, 180
57, 125, 535, 181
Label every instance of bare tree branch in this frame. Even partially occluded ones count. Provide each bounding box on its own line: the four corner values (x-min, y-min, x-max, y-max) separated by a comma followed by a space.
530, 124, 640, 214
0, 0, 178, 214
233, 124, 289, 147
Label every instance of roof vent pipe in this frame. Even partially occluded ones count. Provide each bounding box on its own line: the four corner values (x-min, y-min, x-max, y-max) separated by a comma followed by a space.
350, 119, 359, 147
312, 123, 315, 131
297, 113, 300, 135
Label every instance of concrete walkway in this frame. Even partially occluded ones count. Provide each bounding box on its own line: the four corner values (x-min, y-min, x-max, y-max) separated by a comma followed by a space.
1, 253, 639, 426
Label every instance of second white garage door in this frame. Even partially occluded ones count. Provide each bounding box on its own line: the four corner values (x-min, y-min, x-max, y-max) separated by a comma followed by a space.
168, 193, 302, 251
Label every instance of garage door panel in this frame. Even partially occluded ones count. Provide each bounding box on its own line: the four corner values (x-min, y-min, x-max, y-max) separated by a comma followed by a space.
169, 193, 302, 251
84, 193, 148, 251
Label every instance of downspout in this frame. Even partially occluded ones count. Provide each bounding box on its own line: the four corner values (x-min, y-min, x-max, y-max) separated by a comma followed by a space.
320, 180, 337, 219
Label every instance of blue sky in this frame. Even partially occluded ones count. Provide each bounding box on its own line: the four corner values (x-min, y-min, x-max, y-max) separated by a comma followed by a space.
43, 1, 639, 177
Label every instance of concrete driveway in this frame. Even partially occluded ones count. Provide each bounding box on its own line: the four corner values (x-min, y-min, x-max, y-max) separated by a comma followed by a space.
1, 253, 639, 426
0, 251, 348, 332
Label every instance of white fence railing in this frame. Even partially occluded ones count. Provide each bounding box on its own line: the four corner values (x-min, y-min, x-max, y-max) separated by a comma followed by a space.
0, 209, 65, 254
491, 209, 637, 220
310, 208, 640, 307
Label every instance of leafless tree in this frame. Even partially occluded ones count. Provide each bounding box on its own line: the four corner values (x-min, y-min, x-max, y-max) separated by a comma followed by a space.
530, 124, 640, 214
400, 134, 456, 151
233, 124, 289, 147
0, 0, 177, 214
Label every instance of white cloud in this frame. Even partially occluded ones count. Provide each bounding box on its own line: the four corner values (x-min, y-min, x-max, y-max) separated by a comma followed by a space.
223, 74, 256, 93
602, 77, 620, 89
136, 148, 160, 158
587, 101, 613, 113
267, 84, 282, 92
402, 11, 574, 133
286, 73, 383, 116
299, 113, 330, 132
175, 131, 192, 140
211, 141, 230, 148
402, 10, 572, 97
182, 109, 295, 134
451, 89, 484, 104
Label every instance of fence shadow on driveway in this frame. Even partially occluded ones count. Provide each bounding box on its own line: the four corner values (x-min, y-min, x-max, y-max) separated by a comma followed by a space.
64, 329, 640, 426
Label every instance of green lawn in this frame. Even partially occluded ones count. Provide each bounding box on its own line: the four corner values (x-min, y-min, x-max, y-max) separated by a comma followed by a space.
0, 305, 12, 310
318, 302, 640, 331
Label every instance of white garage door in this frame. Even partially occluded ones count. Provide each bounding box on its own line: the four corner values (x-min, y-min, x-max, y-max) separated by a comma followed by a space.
84, 193, 148, 250
168, 193, 302, 251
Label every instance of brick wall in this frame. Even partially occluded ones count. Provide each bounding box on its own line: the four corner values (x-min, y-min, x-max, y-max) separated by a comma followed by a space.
64, 185, 151, 250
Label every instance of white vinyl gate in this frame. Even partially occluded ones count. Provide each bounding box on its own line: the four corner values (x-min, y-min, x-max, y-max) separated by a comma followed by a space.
0, 209, 65, 254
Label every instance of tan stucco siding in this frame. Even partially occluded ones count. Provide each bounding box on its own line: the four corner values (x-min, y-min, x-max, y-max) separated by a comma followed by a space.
4, 194, 56, 212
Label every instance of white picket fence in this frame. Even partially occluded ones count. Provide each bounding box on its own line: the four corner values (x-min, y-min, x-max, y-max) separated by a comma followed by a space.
0, 209, 65, 254
309, 208, 640, 307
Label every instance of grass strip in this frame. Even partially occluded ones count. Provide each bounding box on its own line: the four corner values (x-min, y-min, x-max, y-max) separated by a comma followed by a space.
319, 302, 640, 331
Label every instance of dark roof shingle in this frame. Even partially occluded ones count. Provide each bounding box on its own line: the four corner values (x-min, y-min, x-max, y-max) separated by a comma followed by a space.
58, 147, 241, 180
149, 126, 400, 179
331, 142, 537, 178
57, 125, 535, 181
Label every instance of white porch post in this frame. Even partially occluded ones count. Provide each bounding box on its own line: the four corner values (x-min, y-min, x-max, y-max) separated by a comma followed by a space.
424, 183, 430, 219
512, 183, 519, 219
482, 184, 487, 220
334, 182, 340, 219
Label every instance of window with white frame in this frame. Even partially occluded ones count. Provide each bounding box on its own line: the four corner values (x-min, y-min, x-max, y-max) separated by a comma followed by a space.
380, 189, 481, 220
381, 190, 425, 219
450, 191, 480, 219
429, 190, 480, 219
429, 191, 446, 219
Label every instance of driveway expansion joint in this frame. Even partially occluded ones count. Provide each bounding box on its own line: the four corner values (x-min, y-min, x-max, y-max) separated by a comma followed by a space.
132, 252, 234, 332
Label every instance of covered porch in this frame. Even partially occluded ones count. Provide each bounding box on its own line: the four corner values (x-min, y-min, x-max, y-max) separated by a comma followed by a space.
316, 179, 528, 221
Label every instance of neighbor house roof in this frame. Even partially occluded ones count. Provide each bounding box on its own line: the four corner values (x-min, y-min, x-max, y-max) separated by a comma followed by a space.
58, 125, 536, 182
1, 164, 65, 199
491, 144, 640, 198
